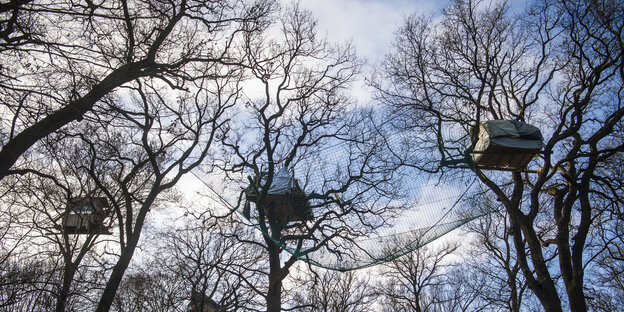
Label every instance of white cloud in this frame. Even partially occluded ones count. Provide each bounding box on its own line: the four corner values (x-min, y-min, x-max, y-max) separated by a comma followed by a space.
288, 0, 446, 105
298, 0, 444, 65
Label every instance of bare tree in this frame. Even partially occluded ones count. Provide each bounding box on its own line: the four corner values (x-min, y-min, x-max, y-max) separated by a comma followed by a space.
0, 63, 240, 311
1, 2, 276, 305
0, 0, 275, 179
586, 152, 624, 311
376, 242, 458, 312
216, 4, 400, 311
0, 256, 59, 312
146, 212, 265, 312
111, 270, 184, 312
462, 200, 537, 312
435, 266, 490, 312
290, 268, 376, 312
372, 0, 624, 311
86, 73, 240, 312
1, 148, 112, 312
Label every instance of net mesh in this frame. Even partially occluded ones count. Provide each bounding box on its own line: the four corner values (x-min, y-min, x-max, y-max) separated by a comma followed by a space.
206, 128, 489, 271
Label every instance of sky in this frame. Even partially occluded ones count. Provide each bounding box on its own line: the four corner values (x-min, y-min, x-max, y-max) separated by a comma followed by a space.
288, 0, 449, 104
298, 0, 447, 66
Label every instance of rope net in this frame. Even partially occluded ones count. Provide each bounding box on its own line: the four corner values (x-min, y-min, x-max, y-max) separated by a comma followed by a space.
215, 128, 488, 271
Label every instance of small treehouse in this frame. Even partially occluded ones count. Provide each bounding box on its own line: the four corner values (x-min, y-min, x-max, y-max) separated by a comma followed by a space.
58, 197, 111, 235
472, 120, 544, 171
244, 167, 313, 225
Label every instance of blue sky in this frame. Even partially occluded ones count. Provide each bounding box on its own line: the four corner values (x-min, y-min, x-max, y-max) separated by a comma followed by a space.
298, 0, 447, 65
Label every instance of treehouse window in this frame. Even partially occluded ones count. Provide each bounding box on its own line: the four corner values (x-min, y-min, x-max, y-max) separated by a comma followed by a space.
73, 201, 96, 213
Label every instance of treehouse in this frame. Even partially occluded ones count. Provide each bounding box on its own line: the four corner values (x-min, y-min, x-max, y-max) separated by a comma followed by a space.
472, 120, 544, 171
244, 167, 313, 225
59, 197, 111, 235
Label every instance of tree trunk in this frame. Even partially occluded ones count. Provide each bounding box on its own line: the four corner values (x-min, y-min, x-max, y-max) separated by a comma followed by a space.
94, 237, 139, 312
508, 272, 520, 312
266, 239, 282, 312
565, 281, 587, 312
512, 222, 563, 312
95, 194, 155, 312
558, 219, 588, 312
507, 173, 563, 312
55, 263, 76, 312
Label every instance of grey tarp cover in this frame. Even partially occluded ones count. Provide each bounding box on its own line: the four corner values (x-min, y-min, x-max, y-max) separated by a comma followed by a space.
474, 120, 543, 152
267, 167, 296, 194
243, 167, 313, 223
245, 167, 297, 198
472, 120, 544, 169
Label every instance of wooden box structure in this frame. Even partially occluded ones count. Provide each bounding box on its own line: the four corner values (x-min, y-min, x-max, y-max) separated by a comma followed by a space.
472, 120, 543, 171
60, 197, 110, 235
245, 168, 313, 225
